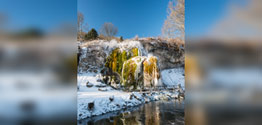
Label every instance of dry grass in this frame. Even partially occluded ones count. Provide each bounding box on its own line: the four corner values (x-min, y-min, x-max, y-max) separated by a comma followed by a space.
167, 38, 185, 46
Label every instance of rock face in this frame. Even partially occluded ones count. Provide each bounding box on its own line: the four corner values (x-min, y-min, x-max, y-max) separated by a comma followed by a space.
78, 45, 107, 72
78, 39, 184, 89
140, 39, 184, 70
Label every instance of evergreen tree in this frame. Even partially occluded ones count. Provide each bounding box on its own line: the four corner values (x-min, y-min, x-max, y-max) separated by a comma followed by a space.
120, 36, 124, 41
85, 28, 98, 40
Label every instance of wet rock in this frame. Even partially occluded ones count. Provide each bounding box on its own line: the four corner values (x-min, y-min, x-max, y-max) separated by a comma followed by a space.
129, 94, 134, 100
116, 104, 120, 107
88, 102, 94, 111
86, 82, 93, 88
109, 96, 114, 102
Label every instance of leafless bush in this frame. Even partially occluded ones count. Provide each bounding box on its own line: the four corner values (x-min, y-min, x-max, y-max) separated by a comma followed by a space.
100, 22, 118, 38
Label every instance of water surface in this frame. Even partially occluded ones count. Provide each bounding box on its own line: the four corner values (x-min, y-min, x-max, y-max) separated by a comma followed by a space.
78, 100, 184, 125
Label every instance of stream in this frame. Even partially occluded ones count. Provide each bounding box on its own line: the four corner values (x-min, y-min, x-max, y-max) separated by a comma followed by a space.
78, 99, 184, 125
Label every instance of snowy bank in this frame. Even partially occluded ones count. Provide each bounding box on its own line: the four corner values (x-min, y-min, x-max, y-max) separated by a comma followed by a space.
77, 70, 184, 120
161, 68, 185, 88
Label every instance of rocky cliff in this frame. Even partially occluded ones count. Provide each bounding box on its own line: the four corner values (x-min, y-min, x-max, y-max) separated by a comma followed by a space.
78, 39, 184, 90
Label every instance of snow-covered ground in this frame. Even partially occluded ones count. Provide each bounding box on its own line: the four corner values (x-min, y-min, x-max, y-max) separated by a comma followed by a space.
161, 68, 185, 88
77, 68, 184, 120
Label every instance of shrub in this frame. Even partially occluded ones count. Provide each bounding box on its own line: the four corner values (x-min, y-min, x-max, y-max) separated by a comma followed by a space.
100, 22, 118, 37
120, 36, 124, 41
85, 28, 98, 40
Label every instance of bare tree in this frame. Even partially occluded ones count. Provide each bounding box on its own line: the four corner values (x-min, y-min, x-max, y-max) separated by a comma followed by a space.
77, 12, 84, 39
100, 22, 118, 38
162, 0, 185, 40
83, 22, 89, 33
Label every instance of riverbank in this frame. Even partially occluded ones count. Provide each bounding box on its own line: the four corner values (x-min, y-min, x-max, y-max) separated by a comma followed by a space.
78, 100, 184, 125
77, 68, 184, 120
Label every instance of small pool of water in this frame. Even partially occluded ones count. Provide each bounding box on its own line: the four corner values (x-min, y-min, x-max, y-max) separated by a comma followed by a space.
78, 99, 184, 125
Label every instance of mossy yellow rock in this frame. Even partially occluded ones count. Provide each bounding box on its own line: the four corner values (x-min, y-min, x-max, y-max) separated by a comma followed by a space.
104, 47, 161, 90
121, 56, 161, 90
104, 47, 140, 87
121, 56, 146, 90
105, 47, 139, 75
143, 56, 161, 88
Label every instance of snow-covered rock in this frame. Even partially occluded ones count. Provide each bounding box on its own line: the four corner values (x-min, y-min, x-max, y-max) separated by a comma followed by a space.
161, 68, 185, 88
78, 39, 184, 73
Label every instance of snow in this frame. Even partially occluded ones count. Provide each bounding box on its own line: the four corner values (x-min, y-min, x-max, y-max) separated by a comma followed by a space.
77, 72, 142, 120
161, 68, 185, 88
77, 69, 184, 120
80, 39, 147, 56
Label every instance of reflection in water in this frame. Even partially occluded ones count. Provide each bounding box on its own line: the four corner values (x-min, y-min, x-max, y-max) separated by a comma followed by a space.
78, 100, 184, 125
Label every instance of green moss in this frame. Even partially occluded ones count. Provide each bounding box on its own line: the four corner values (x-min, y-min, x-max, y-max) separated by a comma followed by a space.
104, 48, 140, 87
105, 48, 140, 75
121, 56, 149, 91
105, 48, 122, 75
121, 58, 138, 90
127, 48, 139, 59
131, 48, 139, 57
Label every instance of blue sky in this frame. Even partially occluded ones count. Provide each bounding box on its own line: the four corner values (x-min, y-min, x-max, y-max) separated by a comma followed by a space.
186, 0, 248, 38
0, 0, 247, 38
185, 0, 228, 37
78, 0, 238, 38
78, 0, 170, 38
0, 0, 76, 32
